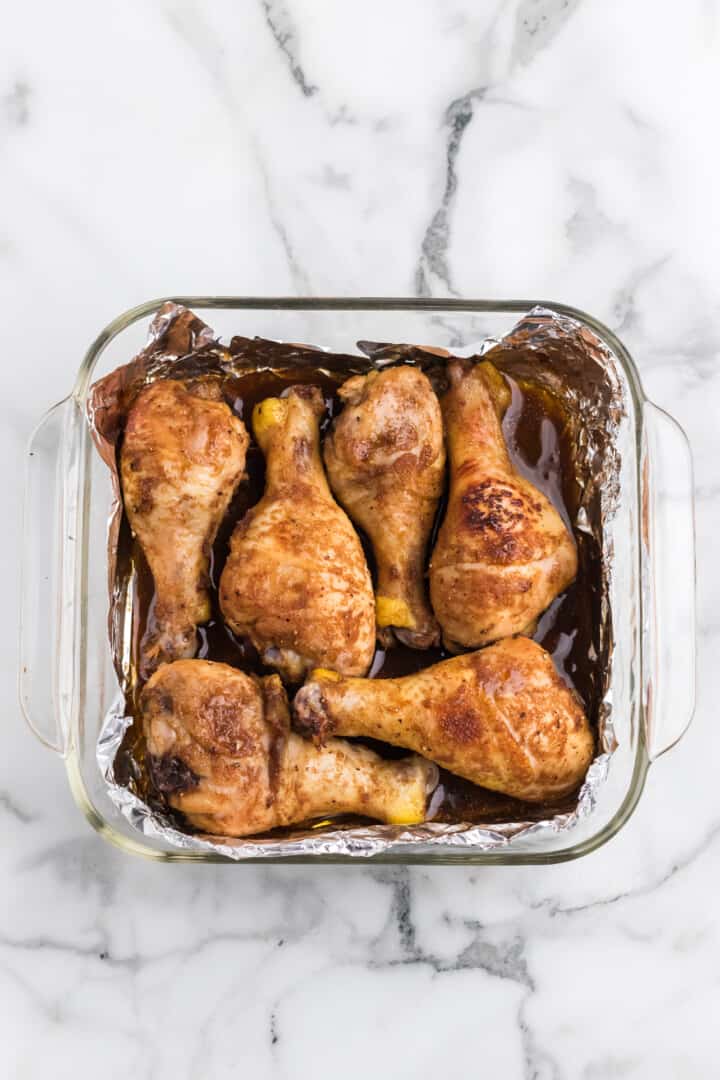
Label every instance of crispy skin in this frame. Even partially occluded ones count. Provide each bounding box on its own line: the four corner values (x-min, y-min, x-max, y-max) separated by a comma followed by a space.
142, 660, 436, 836
429, 360, 577, 649
121, 380, 249, 677
324, 366, 445, 649
293, 637, 594, 802
219, 386, 375, 681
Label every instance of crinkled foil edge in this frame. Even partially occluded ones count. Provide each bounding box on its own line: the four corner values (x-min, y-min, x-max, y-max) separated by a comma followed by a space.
94, 304, 621, 860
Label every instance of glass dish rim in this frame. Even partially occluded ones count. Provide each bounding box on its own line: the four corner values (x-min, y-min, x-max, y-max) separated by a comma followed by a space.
66, 295, 650, 864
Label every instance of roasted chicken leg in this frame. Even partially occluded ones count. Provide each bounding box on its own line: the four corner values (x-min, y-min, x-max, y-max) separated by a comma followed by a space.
219, 386, 376, 681
429, 360, 577, 650
324, 366, 445, 648
142, 660, 437, 836
121, 379, 249, 678
293, 636, 594, 802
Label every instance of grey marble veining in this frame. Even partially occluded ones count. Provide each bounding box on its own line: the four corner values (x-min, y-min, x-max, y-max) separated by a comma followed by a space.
2, 1, 718, 1076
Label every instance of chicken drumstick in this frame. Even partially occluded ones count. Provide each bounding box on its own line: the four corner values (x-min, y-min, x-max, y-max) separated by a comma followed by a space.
324, 366, 445, 649
121, 379, 249, 678
293, 636, 593, 803
429, 360, 577, 650
142, 660, 437, 835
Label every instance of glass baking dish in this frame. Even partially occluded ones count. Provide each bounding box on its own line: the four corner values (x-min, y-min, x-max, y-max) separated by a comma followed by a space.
19, 297, 696, 863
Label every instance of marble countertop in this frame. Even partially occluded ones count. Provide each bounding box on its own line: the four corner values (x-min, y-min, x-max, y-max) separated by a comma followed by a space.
3, 1, 718, 1076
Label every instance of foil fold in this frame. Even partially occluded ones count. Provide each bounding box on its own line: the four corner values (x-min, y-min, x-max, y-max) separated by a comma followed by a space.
91, 303, 622, 860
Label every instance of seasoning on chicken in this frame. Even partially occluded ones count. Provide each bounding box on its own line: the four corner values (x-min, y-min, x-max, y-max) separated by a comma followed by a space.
294, 636, 593, 803
121, 379, 248, 678
219, 386, 375, 681
430, 360, 577, 650
142, 660, 437, 835
324, 366, 445, 649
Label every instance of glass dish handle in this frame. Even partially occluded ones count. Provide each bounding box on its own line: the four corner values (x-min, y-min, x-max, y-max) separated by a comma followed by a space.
19, 399, 76, 755
642, 401, 696, 761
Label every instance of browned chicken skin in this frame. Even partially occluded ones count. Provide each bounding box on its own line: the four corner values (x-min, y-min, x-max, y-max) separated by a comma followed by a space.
293, 637, 594, 802
324, 366, 445, 649
121, 380, 249, 678
429, 360, 577, 650
219, 386, 376, 682
142, 660, 437, 836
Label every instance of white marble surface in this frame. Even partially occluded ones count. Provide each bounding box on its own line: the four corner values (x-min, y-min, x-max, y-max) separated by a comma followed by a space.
2, 1, 718, 1076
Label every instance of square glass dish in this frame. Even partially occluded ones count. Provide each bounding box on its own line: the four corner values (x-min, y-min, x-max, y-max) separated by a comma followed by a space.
19, 298, 696, 863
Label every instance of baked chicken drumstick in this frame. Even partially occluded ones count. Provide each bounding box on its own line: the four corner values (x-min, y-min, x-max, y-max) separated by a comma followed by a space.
219, 386, 375, 681
142, 660, 437, 835
121, 379, 249, 678
324, 366, 445, 648
293, 636, 593, 803
429, 360, 577, 650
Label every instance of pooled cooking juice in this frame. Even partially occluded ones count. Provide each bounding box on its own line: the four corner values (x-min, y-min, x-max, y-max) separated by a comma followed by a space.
114, 354, 601, 830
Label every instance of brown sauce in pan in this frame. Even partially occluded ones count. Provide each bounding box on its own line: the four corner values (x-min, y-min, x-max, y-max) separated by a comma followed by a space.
114, 360, 600, 829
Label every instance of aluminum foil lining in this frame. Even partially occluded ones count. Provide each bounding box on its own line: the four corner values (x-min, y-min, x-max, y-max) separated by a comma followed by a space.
91, 303, 623, 859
